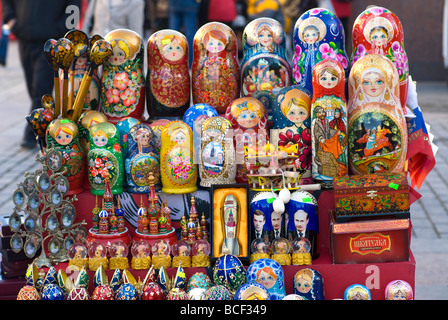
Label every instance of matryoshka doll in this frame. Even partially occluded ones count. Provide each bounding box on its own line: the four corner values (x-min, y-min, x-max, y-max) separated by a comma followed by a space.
147, 30, 190, 118
87, 122, 124, 195
101, 29, 145, 123
191, 22, 240, 114
311, 59, 348, 183
46, 119, 85, 195
246, 258, 286, 300
272, 86, 313, 186
241, 18, 291, 121
351, 6, 409, 109
293, 268, 325, 300
292, 8, 349, 95
385, 280, 413, 300
149, 118, 171, 157
199, 116, 236, 187
225, 97, 268, 183
125, 122, 160, 193
160, 121, 197, 194
348, 54, 407, 175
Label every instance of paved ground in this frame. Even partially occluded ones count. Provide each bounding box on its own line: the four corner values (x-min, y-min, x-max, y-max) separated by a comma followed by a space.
1, 40, 447, 299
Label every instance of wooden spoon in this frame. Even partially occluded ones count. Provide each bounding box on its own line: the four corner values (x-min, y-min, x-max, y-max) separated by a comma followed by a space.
54, 38, 75, 118
43, 39, 61, 118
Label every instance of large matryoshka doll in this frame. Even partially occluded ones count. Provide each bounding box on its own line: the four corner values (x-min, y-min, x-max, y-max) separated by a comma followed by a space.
46, 119, 85, 195
225, 97, 268, 183
311, 59, 348, 183
101, 29, 145, 123
246, 258, 286, 300
147, 30, 190, 118
272, 86, 313, 186
160, 121, 197, 194
199, 116, 236, 187
241, 18, 291, 121
351, 6, 409, 109
125, 122, 160, 193
87, 122, 124, 195
348, 54, 407, 175
191, 22, 240, 114
292, 8, 349, 95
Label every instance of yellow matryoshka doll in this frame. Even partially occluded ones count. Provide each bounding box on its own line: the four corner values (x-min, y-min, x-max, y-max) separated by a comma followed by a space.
191, 22, 240, 114
101, 29, 145, 124
199, 116, 236, 187
147, 29, 190, 118
311, 59, 348, 184
46, 119, 85, 195
347, 54, 407, 175
160, 121, 197, 194
87, 122, 125, 195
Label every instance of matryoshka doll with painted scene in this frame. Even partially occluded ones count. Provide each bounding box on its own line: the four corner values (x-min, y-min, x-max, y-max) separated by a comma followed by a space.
347, 54, 407, 175
271, 86, 313, 186
87, 122, 124, 195
192, 22, 240, 114
241, 17, 291, 120
101, 29, 145, 123
160, 121, 197, 194
225, 97, 268, 183
46, 119, 85, 195
311, 59, 348, 183
351, 6, 409, 109
147, 30, 190, 118
292, 8, 349, 95
199, 116, 236, 187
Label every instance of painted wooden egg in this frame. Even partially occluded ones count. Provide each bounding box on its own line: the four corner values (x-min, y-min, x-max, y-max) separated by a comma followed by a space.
212, 253, 246, 294
166, 288, 188, 300
141, 282, 165, 300
186, 272, 212, 292
115, 283, 139, 300
17, 285, 40, 300
91, 285, 115, 300
41, 284, 65, 300
67, 287, 90, 300
203, 285, 232, 300
187, 288, 207, 300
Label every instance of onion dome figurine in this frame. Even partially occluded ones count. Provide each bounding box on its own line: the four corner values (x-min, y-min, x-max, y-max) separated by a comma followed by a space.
101, 29, 145, 123
293, 268, 325, 300
344, 284, 371, 300
212, 250, 246, 295
108, 240, 129, 270
115, 198, 126, 233
191, 22, 240, 114
147, 29, 190, 118
246, 258, 286, 300
131, 240, 151, 270
385, 280, 413, 300
137, 197, 149, 234
162, 195, 172, 230
98, 203, 110, 235
171, 240, 191, 268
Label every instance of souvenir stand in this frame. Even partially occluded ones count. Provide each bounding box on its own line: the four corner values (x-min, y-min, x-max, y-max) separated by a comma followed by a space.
1, 6, 435, 301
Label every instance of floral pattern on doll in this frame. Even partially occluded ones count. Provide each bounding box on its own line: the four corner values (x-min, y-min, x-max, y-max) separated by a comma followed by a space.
246, 258, 286, 300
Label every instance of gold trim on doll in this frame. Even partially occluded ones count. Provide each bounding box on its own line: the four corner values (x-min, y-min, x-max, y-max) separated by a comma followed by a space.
80, 110, 108, 130
297, 17, 326, 44
363, 16, 394, 46
48, 119, 79, 145
245, 18, 285, 48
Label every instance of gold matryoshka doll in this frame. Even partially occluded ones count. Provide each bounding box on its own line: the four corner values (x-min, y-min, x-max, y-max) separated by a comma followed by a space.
160, 121, 197, 194
147, 29, 190, 118
347, 54, 407, 175
199, 116, 236, 187
191, 22, 240, 114
101, 29, 145, 123
46, 118, 85, 195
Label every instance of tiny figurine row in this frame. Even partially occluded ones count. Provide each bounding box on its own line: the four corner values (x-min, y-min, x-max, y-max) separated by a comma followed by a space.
17, 252, 413, 300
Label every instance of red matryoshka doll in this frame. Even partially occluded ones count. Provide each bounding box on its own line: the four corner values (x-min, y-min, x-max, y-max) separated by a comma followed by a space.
348, 54, 407, 175
351, 6, 409, 109
241, 18, 291, 121
147, 30, 190, 118
225, 97, 268, 183
101, 29, 145, 123
311, 59, 348, 183
46, 119, 85, 195
191, 22, 240, 114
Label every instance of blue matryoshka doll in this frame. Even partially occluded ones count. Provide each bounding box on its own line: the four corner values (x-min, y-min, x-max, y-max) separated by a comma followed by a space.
344, 284, 371, 300
246, 258, 286, 300
293, 268, 325, 300
241, 17, 292, 121
286, 190, 319, 260
292, 8, 349, 95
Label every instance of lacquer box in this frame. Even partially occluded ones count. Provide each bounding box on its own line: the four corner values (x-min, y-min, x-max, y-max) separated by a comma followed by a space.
333, 173, 410, 222
330, 211, 410, 264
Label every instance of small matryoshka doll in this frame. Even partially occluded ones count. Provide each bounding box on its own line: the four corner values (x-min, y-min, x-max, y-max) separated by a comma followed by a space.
77, 110, 108, 154
344, 284, 371, 300
46, 119, 85, 195
101, 29, 145, 123
241, 17, 291, 120
385, 280, 413, 300
246, 258, 286, 300
351, 6, 409, 108
191, 22, 240, 114
292, 8, 349, 95
199, 116, 236, 187
293, 268, 325, 300
272, 86, 313, 186
87, 122, 124, 195
147, 30, 190, 118
160, 121, 197, 194
347, 54, 407, 175
149, 119, 171, 157
311, 59, 348, 183
225, 97, 268, 183
125, 122, 160, 193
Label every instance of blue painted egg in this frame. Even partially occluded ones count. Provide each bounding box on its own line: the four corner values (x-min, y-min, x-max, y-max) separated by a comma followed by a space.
41, 284, 64, 300
212, 254, 246, 294
115, 283, 139, 300
186, 272, 212, 292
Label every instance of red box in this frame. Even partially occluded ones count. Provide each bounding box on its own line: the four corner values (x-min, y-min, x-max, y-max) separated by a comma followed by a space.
330, 211, 410, 264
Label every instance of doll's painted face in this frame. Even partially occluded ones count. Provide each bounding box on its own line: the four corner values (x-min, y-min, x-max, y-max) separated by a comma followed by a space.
319, 70, 339, 89
286, 103, 308, 124
361, 71, 386, 98
295, 276, 312, 294
55, 128, 74, 145
302, 26, 319, 44
109, 45, 128, 66
137, 128, 150, 147
257, 269, 276, 289
161, 38, 185, 62
172, 129, 187, 144
205, 127, 222, 137
93, 131, 108, 146
206, 37, 225, 53
370, 28, 388, 47
258, 28, 273, 48
237, 110, 260, 128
